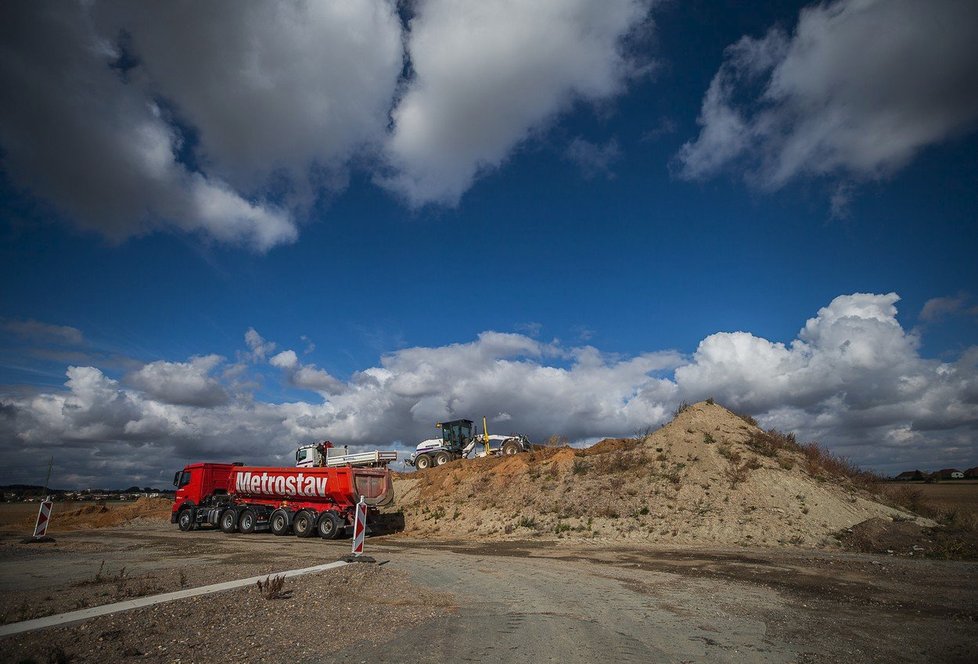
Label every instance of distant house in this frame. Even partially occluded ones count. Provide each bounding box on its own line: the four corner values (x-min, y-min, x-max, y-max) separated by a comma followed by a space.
965, 467, 978, 479
894, 470, 925, 481
932, 468, 964, 480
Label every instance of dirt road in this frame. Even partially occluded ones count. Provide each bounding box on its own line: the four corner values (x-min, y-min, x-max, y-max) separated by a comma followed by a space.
335, 547, 796, 663
2, 525, 976, 663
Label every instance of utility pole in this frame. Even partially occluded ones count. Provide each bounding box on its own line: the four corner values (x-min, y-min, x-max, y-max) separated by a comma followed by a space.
42, 456, 53, 498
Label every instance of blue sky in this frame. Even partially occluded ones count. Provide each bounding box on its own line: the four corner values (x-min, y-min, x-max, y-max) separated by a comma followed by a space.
1, 0, 976, 487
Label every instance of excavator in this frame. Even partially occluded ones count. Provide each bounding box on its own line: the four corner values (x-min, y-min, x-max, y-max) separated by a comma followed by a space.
406, 417, 532, 470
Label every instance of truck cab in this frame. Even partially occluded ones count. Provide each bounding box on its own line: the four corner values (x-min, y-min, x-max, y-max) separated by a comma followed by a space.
171, 463, 235, 524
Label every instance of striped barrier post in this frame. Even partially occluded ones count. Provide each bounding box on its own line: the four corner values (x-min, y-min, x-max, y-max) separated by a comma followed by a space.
351, 495, 367, 556
33, 498, 53, 539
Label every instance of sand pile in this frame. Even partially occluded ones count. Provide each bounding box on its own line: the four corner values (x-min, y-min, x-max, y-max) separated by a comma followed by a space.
18, 497, 171, 531
387, 401, 920, 547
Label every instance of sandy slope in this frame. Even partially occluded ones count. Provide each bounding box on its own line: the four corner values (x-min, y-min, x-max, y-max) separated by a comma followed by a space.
388, 401, 920, 547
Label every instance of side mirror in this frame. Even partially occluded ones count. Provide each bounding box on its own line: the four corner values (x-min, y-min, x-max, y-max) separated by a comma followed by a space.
172, 471, 180, 487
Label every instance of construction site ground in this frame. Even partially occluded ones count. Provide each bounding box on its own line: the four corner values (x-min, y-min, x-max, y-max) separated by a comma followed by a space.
1, 519, 976, 664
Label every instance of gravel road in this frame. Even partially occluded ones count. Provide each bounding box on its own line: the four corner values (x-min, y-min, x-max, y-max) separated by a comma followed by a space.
335, 548, 795, 663
2, 525, 976, 663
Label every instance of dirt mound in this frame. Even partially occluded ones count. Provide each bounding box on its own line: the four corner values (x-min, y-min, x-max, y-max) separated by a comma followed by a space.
583, 438, 644, 455
386, 401, 924, 548
838, 517, 978, 560
18, 498, 171, 531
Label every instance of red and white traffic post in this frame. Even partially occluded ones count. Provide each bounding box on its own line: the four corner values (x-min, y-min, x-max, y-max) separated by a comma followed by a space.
32, 497, 53, 539
351, 495, 367, 556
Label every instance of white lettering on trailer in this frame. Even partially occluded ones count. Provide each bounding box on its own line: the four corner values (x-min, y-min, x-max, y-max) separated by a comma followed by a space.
235, 472, 329, 497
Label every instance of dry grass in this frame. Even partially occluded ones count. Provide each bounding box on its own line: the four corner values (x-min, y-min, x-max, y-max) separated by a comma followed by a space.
740, 426, 882, 493
590, 450, 647, 474
256, 575, 289, 600
883, 483, 978, 531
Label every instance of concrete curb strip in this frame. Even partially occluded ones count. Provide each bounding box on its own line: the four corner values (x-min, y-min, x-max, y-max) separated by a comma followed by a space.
0, 560, 349, 638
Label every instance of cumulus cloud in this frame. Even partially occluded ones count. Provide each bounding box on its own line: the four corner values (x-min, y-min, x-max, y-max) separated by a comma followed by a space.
677, 0, 978, 193
269, 350, 299, 371
96, 1, 403, 195
127, 355, 228, 407
1, 1, 660, 245
244, 328, 276, 361
0, 1, 402, 250
270, 349, 345, 395
2, 294, 977, 487
381, 0, 653, 205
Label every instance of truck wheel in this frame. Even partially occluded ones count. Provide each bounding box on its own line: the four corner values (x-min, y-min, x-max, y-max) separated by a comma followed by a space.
177, 508, 194, 532
434, 451, 451, 466
239, 509, 257, 534
317, 511, 343, 540
270, 509, 291, 536
293, 510, 315, 538
501, 440, 520, 455
415, 454, 432, 470
220, 509, 238, 533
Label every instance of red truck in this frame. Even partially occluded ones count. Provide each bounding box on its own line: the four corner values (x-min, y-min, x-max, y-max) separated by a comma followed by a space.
171, 462, 394, 539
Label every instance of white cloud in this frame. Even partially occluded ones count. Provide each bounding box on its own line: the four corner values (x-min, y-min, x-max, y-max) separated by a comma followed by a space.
96, 1, 403, 196
127, 355, 228, 407
293, 367, 346, 395
269, 350, 299, 370
3, 294, 977, 487
271, 349, 345, 395
677, 0, 978, 193
244, 328, 276, 361
1, 1, 660, 245
381, 0, 653, 205
0, 1, 402, 250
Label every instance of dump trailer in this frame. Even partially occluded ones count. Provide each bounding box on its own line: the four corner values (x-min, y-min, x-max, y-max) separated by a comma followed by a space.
170, 462, 393, 539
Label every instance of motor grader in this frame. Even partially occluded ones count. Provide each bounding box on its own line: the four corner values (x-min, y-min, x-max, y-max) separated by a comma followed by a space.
406, 417, 532, 470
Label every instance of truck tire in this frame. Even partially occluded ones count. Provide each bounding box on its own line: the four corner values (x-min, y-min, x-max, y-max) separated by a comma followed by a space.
269, 509, 291, 536
434, 451, 451, 466
501, 440, 520, 456
177, 508, 194, 532
293, 510, 315, 538
415, 454, 432, 470
220, 508, 238, 533
317, 511, 343, 540
239, 509, 257, 534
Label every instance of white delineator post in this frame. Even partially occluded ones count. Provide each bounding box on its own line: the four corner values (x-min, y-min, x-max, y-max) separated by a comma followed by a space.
33, 498, 53, 538
351, 495, 367, 556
